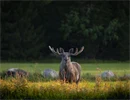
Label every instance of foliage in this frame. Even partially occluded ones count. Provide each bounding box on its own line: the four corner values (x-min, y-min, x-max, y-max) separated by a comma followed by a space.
1, 1, 129, 61
1, 1, 45, 60
59, 2, 123, 59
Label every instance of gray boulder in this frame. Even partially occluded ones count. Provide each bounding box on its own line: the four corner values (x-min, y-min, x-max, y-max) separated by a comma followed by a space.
7, 68, 29, 77
42, 69, 58, 79
124, 74, 130, 79
101, 70, 115, 79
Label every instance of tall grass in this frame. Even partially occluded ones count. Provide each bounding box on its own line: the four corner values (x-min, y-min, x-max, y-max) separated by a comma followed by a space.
0, 76, 129, 99
0, 62, 130, 99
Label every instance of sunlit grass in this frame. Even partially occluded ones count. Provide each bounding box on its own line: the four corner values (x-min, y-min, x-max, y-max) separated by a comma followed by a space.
0, 77, 129, 99
0, 62, 130, 99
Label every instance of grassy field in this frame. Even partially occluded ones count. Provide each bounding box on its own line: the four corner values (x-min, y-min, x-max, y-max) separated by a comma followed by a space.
0, 62, 130, 99
0, 76, 130, 99
0, 62, 130, 76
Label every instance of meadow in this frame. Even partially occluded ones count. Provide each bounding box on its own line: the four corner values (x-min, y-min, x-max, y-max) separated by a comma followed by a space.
1, 62, 130, 75
0, 62, 130, 99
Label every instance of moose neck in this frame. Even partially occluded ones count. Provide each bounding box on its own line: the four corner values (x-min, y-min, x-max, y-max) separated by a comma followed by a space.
61, 58, 72, 67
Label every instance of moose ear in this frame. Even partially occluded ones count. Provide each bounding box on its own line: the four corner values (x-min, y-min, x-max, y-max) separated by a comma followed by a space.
69, 48, 74, 53
60, 48, 64, 53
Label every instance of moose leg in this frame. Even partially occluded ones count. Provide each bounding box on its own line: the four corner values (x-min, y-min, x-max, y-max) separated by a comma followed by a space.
69, 73, 75, 84
76, 73, 80, 84
59, 69, 66, 83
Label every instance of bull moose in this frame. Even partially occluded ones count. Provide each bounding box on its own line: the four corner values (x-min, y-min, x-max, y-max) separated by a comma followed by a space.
49, 46, 84, 84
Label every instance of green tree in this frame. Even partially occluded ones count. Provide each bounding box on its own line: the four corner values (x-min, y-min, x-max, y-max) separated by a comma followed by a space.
1, 1, 129, 61
1, 1, 46, 60
60, 2, 122, 59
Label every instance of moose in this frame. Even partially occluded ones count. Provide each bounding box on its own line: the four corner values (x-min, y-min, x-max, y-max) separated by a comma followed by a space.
49, 46, 84, 84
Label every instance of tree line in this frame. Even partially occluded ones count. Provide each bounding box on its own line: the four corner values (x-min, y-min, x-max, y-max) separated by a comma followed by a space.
1, 1, 129, 61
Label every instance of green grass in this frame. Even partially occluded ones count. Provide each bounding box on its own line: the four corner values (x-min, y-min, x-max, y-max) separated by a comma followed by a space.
81, 63, 130, 75
0, 62, 130, 76
0, 62, 130, 99
0, 62, 130, 82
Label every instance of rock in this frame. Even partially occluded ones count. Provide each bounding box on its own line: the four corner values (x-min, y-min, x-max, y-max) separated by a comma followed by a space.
124, 74, 130, 79
7, 68, 29, 77
101, 70, 115, 79
42, 69, 58, 79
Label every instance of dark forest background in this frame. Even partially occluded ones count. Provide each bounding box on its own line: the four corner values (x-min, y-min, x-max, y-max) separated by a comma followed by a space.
1, 1, 129, 62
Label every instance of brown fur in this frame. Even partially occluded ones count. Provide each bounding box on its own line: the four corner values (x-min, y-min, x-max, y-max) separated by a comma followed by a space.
59, 61, 81, 84
49, 46, 84, 84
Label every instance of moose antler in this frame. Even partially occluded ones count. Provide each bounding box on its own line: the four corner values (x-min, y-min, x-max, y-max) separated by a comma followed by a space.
70, 46, 84, 56
49, 46, 64, 55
